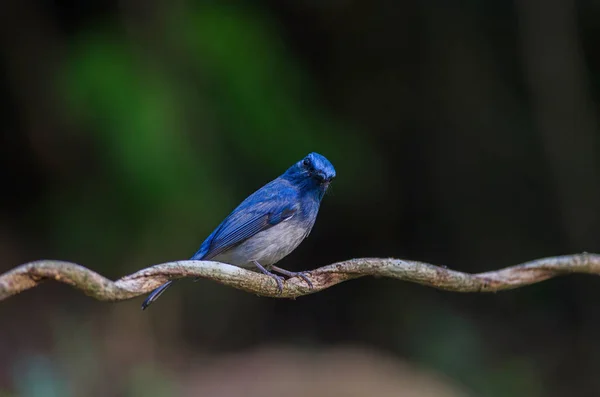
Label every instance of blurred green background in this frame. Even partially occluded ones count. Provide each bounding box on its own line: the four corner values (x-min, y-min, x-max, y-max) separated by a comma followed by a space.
1, 0, 600, 396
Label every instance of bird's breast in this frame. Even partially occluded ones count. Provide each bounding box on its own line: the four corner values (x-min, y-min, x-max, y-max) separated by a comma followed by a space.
212, 218, 313, 267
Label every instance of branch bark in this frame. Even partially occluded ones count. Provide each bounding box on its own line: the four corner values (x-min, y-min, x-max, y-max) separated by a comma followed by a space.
1, 253, 599, 303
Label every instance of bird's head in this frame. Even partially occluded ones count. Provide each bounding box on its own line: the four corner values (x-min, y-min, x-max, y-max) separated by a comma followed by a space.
283, 152, 336, 195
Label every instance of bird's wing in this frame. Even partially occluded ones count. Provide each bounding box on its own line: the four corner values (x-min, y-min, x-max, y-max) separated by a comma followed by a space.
192, 181, 298, 260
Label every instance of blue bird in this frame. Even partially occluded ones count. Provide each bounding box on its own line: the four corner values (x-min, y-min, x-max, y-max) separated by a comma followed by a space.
141, 152, 336, 310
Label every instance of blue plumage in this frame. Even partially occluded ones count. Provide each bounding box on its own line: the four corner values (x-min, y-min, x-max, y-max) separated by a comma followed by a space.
142, 152, 336, 309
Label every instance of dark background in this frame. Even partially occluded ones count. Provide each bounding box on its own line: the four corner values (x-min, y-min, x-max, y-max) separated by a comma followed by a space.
1, 1, 599, 396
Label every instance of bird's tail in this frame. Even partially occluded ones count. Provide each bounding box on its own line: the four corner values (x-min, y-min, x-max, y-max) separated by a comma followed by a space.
141, 280, 174, 310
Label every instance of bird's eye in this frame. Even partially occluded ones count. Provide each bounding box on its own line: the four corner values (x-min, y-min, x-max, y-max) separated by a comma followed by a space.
303, 158, 311, 168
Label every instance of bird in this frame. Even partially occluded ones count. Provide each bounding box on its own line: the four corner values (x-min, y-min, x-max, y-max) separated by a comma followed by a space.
141, 152, 336, 310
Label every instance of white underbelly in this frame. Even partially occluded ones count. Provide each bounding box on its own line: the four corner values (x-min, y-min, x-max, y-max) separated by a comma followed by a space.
212, 220, 309, 267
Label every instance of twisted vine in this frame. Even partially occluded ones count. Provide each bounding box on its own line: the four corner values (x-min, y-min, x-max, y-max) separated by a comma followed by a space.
1, 253, 598, 304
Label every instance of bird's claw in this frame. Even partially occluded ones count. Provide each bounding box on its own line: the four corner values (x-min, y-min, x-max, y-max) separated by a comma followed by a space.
253, 261, 285, 294
294, 271, 313, 289
269, 273, 285, 294
270, 265, 314, 289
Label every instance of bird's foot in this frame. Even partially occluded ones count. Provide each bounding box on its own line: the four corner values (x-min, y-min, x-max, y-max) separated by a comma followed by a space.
253, 261, 285, 293
271, 265, 314, 289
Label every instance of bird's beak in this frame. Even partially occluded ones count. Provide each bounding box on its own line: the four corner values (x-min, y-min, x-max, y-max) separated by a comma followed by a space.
320, 176, 333, 188
316, 172, 334, 188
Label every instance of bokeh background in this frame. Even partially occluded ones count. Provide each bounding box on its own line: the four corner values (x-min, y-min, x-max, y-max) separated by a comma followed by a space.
1, 0, 600, 396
